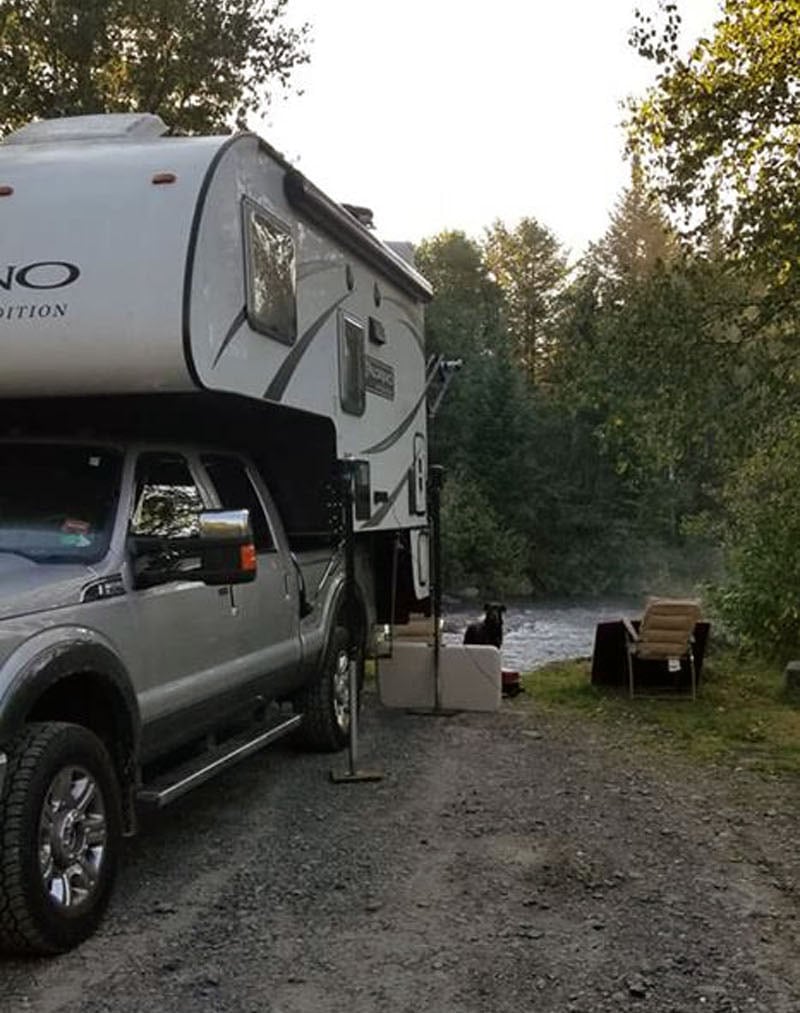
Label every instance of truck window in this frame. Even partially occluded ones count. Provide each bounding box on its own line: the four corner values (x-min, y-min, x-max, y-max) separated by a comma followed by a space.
339, 314, 366, 415
201, 455, 274, 552
130, 453, 204, 538
0, 444, 121, 564
243, 199, 297, 346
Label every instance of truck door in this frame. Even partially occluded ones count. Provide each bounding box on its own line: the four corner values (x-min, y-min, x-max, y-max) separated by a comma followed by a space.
129, 451, 243, 737
200, 453, 301, 691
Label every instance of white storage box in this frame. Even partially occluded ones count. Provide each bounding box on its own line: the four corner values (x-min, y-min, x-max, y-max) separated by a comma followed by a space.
377, 642, 501, 712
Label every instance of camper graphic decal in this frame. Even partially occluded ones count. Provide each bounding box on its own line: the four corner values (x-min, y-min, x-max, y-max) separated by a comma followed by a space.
211, 306, 247, 368
365, 356, 395, 400
0, 261, 80, 291
381, 294, 424, 355
0, 261, 79, 324
263, 292, 349, 402
0, 303, 67, 321
362, 388, 426, 455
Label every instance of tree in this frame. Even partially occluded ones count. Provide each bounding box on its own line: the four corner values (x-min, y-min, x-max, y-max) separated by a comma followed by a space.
713, 415, 800, 659
416, 230, 504, 361
416, 230, 508, 480
589, 157, 679, 299
0, 0, 309, 135
483, 217, 568, 384
628, 1, 800, 289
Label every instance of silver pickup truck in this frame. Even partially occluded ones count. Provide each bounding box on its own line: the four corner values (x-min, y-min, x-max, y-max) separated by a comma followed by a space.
0, 437, 366, 955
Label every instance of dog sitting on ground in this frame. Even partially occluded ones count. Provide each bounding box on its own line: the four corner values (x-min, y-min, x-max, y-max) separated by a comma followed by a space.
463, 602, 505, 649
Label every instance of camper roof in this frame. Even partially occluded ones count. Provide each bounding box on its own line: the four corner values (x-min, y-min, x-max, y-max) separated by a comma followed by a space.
3, 113, 169, 146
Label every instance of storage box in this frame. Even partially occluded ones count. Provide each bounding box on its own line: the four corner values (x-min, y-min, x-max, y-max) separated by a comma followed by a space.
377, 641, 501, 712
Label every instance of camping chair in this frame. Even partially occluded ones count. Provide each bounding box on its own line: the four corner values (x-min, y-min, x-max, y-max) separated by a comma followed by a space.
623, 598, 702, 700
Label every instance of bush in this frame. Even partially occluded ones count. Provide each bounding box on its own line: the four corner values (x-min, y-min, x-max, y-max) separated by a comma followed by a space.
440, 472, 529, 597
713, 416, 800, 659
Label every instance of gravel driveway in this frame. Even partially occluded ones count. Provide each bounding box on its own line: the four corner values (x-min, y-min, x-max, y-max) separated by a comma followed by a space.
2, 695, 799, 1013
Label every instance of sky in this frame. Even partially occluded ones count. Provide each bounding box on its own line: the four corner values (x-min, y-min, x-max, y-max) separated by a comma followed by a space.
262, 0, 723, 261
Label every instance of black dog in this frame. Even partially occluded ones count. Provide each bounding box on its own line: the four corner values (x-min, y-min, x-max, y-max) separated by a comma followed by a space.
463, 602, 505, 649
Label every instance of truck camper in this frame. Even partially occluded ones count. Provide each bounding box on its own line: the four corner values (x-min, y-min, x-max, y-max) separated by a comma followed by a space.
0, 113, 433, 953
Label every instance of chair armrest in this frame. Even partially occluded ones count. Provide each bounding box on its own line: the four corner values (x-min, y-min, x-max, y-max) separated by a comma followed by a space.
622, 617, 639, 642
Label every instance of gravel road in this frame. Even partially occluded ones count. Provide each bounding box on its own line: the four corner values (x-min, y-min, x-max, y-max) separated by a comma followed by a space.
2, 695, 799, 1013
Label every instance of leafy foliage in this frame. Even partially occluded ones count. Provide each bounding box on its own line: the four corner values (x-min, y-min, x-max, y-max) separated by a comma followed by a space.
713, 417, 800, 659
439, 472, 528, 598
626, 1, 800, 654
483, 218, 568, 383
628, 0, 800, 285
0, 0, 309, 134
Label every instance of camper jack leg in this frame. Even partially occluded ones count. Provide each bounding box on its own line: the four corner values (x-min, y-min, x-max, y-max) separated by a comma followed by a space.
331, 458, 383, 785
330, 655, 382, 784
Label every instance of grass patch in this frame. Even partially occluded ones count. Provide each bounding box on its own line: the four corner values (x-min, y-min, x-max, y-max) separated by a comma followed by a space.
518, 651, 800, 776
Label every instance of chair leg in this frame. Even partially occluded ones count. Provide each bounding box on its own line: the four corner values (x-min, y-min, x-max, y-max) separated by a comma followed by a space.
689, 651, 696, 701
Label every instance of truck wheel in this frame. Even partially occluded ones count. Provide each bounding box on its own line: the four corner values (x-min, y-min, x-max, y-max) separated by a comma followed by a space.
0, 722, 122, 954
294, 625, 362, 752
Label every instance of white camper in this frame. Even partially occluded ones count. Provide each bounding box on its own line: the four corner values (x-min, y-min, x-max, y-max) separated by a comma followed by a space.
0, 113, 444, 954
0, 113, 433, 596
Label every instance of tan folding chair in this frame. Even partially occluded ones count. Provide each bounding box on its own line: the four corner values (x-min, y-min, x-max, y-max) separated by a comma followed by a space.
623, 598, 702, 700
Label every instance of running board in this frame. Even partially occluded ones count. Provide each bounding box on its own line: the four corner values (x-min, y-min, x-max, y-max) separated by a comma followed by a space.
136, 713, 303, 809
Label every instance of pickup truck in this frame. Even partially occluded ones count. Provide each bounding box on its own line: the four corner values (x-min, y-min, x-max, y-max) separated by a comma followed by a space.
0, 436, 366, 955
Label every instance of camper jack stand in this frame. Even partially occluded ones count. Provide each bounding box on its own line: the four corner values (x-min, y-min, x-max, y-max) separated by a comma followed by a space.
330, 656, 383, 784
406, 465, 459, 718
331, 458, 383, 785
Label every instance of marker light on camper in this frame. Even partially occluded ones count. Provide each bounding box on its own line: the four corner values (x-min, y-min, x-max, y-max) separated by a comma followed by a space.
0, 186, 13, 196
151, 172, 177, 185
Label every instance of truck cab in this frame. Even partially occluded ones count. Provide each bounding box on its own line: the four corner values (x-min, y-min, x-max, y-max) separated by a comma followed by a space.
0, 428, 361, 954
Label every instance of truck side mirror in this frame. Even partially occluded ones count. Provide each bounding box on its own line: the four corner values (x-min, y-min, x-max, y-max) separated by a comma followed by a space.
196, 509, 257, 586
129, 509, 257, 588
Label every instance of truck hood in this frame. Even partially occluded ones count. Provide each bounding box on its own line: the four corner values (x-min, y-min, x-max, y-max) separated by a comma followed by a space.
0, 552, 96, 620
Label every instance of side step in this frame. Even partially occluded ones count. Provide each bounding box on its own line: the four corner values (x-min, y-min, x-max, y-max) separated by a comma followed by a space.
136, 713, 302, 809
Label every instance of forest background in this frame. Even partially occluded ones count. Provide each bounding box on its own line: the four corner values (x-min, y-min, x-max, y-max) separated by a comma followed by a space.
0, 0, 798, 657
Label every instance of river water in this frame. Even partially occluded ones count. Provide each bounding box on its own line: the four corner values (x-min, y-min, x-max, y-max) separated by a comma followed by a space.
442, 599, 638, 672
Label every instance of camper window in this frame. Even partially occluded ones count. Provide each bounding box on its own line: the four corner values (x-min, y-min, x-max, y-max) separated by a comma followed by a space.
338, 314, 366, 416
243, 199, 297, 345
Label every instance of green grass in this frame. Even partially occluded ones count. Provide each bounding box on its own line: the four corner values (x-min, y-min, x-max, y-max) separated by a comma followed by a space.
517, 651, 800, 776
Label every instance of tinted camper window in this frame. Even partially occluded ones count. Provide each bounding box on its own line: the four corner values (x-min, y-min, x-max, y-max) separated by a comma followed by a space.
243, 200, 297, 345
338, 314, 365, 415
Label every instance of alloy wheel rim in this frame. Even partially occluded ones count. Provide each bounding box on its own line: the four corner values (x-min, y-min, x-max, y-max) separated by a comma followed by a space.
38, 765, 107, 911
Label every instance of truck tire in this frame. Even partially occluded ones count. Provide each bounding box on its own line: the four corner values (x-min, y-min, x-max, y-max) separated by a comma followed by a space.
294, 624, 362, 752
0, 722, 122, 954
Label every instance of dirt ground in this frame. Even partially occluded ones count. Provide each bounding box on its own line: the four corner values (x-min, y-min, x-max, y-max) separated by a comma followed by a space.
2, 694, 800, 1013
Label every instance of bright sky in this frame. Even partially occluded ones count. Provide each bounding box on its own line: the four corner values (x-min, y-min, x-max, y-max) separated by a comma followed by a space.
262, 0, 722, 260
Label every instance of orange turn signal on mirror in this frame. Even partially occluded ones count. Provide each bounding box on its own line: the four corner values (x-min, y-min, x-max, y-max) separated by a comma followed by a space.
151, 172, 177, 185
240, 544, 257, 572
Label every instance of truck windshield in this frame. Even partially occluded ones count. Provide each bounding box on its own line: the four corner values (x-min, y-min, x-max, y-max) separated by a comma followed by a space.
0, 444, 122, 564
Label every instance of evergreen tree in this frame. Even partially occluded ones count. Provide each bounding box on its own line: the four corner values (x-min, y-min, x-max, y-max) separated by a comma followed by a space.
483, 217, 568, 384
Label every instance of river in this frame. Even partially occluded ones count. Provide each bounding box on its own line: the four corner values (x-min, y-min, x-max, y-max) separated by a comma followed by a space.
442, 599, 638, 671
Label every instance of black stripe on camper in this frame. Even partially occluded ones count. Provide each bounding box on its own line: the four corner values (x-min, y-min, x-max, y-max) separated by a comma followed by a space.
380, 294, 425, 355
362, 388, 427, 455
361, 470, 410, 529
297, 259, 342, 282
264, 293, 349, 402
211, 306, 247, 368
182, 133, 244, 390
